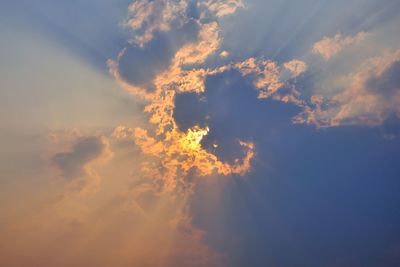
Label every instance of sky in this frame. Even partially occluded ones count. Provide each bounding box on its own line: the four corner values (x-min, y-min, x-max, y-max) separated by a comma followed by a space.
0, 0, 400, 266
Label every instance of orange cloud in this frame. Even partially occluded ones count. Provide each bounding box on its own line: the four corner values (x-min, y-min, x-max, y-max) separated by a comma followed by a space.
110, 4, 311, 192
234, 57, 307, 99
174, 22, 221, 65
109, 0, 257, 194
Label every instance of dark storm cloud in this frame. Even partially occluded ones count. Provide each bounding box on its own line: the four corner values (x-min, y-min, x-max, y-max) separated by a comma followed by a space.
52, 136, 106, 179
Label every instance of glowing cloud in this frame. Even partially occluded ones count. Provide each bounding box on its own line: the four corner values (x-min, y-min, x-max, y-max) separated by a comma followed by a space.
108, 0, 314, 193
110, 0, 258, 193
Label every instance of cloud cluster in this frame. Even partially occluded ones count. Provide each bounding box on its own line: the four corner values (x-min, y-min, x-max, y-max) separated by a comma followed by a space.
124, 0, 244, 47
109, 0, 261, 193
109, 0, 400, 201
109, 0, 317, 194
3, 1, 400, 267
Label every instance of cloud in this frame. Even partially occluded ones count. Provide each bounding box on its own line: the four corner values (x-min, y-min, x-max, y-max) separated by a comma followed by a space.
115, 19, 200, 89
109, 3, 400, 263
108, 0, 400, 196
294, 49, 400, 127
125, 0, 190, 46
312, 32, 369, 60
51, 134, 112, 196
108, 0, 314, 194
52, 136, 107, 178
4, 1, 400, 267
283, 59, 308, 77
109, 0, 259, 194
173, 67, 302, 166
234, 58, 307, 99
202, 0, 245, 17
174, 21, 220, 65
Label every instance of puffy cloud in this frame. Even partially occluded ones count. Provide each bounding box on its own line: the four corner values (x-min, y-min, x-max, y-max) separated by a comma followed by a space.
111, 125, 135, 140
219, 50, 229, 58
312, 32, 369, 60
294, 49, 400, 127
113, 124, 254, 192
109, 8, 399, 261
125, 0, 189, 46
0, 158, 223, 267
113, 52, 308, 192
113, 0, 400, 198
109, 0, 314, 194
124, 0, 243, 48
234, 58, 307, 100
283, 59, 308, 77
109, 0, 256, 194
113, 20, 200, 90
202, 0, 245, 17
174, 21, 221, 65
234, 58, 284, 98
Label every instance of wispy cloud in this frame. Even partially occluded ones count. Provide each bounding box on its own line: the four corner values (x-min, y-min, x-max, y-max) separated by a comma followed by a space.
295, 49, 400, 127
312, 32, 369, 60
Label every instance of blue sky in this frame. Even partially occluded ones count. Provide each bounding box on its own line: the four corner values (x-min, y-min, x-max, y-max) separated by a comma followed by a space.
1, 1, 400, 266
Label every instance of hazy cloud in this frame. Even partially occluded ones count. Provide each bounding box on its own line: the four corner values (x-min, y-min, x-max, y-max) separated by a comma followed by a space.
52, 136, 110, 179
312, 32, 369, 60
295, 49, 400, 127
